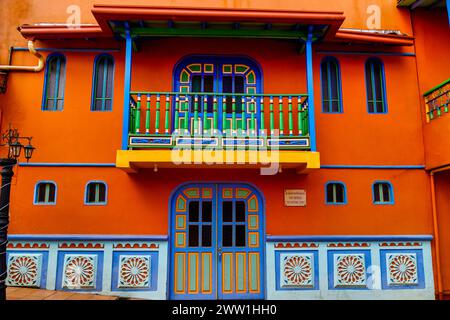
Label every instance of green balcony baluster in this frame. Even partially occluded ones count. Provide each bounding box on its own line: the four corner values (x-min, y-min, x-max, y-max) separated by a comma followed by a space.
194, 95, 199, 134
213, 96, 218, 134
203, 96, 208, 134
155, 94, 161, 134
260, 97, 265, 135
165, 94, 170, 134
241, 96, 246, 135
270, 96, 274, 135
184, 96, 189, 134
250, 96, 256, 136
135, 94, 141, 133
279, 96, 284, 135
222, 96, 227, 134
130, 102, 135, 134
297, 96, 302, 135
145, 95, 151, 134
174, 95, 180, 133
288, 96, 293, 136
232, 96, 237, 135
303, 101, 309, 136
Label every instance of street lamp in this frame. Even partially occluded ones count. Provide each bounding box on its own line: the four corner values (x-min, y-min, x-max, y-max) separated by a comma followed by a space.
0, 127, 35, 300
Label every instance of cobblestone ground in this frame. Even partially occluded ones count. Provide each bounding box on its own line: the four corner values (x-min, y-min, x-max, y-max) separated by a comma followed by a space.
6, 287, 140, 300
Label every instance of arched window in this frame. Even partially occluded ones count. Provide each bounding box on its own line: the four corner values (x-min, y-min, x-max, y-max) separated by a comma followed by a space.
365, 58, 387, 113
42, 54, 66, 111
373, 181, 394, 204
34, 181, 57, 205
85, 181, 107, 205
91, 54, 115, 111
173, 56, 262, 133
325, 182, 347, 205
321, 57, 343, 113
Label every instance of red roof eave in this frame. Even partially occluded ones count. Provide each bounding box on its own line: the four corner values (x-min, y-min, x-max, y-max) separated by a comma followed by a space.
16, 5, 414, 46
19, 25, 104, 40
334, 29, 414, 46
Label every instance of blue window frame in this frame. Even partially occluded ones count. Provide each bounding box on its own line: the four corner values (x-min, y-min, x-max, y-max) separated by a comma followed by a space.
365, 58, 387, 114
42, 54, 66, 111
85, 181, 107, 205
34, 181, 57, 205
372, 181, 394, 205
91, 54, 115, 111
325, 182, 347, 205
321, 57, 343, 113
173, 56, 262, 134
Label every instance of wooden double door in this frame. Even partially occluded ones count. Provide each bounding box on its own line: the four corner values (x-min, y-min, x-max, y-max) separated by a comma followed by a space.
169, 184, 265, 299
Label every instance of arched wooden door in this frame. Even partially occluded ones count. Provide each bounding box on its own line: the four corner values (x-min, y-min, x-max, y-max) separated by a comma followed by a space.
169, 183, 265, 300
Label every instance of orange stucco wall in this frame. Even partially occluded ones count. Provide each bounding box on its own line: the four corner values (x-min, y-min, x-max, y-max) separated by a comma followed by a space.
8, 167, 433, 236
1, 0, 449, 298
0, 37, 426, 166
412, 8, 450, 170
434, 171, 450, 295
0, 0, 413, 63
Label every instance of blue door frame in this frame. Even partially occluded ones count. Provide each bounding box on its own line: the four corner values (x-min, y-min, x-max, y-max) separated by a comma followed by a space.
169, 183, 266, 300
173, 56, 263, 134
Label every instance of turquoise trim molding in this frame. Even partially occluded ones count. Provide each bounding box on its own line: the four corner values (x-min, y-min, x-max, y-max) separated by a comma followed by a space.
8, 234, 169, 241
317, 51, 415, 57
320, 165, 425, 169
19, 163, 116, 167
19, 163, 426, 169
266, 235, 433, 242
13, 47, 120, 53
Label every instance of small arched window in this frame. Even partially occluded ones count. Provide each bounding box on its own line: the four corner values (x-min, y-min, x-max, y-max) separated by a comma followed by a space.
365, 58, 387, 113
91, 54, 114, 111
42, 54, 66, 111
325, 182, 347, 205
373, 181, 394, 204
85, 181, 107, 205
34, 181, 57, 205
321, 57, 343, 113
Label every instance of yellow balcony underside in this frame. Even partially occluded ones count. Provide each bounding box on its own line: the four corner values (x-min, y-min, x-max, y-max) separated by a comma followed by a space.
116, 149, 320, 174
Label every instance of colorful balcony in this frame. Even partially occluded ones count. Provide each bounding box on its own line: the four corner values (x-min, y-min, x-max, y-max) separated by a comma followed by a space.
425, 78, 450, 122
116, 91, 320, 173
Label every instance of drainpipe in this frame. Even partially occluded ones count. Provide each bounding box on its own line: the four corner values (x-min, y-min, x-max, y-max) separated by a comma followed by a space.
429, 165, 450, 300
0, 40, 44, 72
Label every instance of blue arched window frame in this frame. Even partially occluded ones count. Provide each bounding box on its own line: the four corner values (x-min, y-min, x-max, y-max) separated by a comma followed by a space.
33, 181, 57, 205
84, 180, 108, 205
320, 57, 343, 113
325, 181, 347, 205
172, 55, 263, 132
365, 58, 388, 114
372, 181, 394, 205
42, 53, 66, 111
91, 54, 115, 111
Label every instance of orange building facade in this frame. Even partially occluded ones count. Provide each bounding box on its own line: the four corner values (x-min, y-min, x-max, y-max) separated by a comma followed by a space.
0, 0, 449, 300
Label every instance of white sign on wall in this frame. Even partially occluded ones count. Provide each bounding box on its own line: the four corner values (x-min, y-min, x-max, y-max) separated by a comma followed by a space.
284, 189, 306, 207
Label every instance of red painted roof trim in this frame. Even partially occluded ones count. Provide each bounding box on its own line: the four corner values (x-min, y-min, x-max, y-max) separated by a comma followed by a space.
334, 29, 414, 46
19, 25, 104, 40
17, 5, 413, 46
